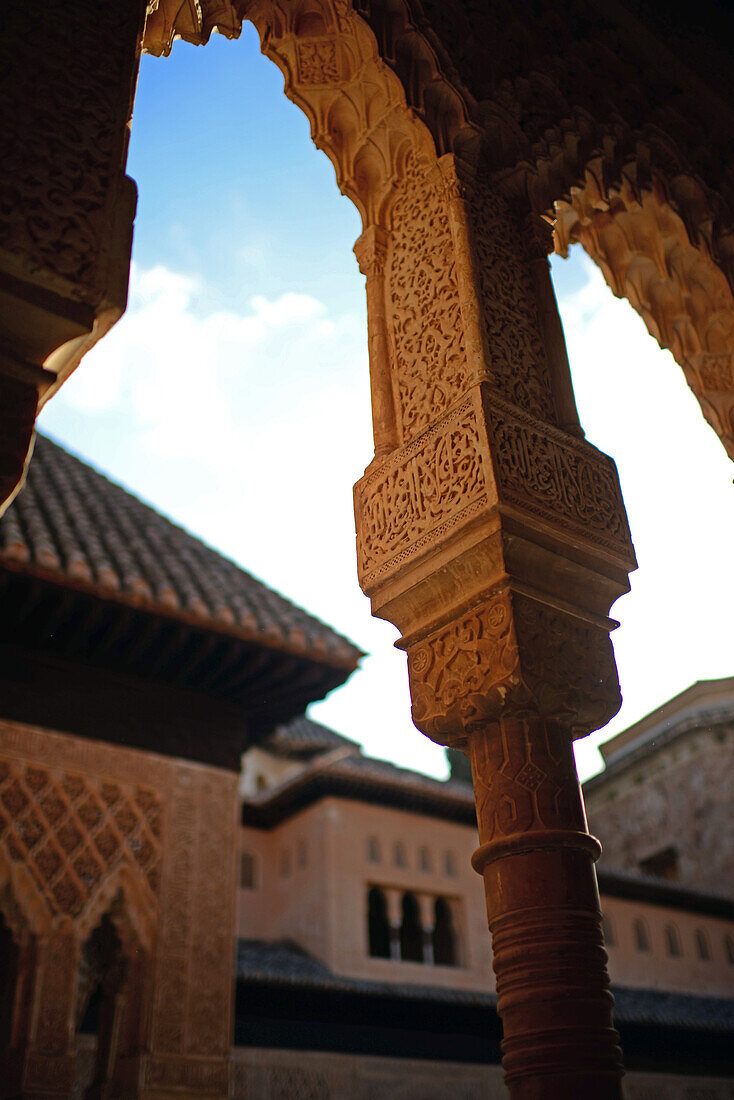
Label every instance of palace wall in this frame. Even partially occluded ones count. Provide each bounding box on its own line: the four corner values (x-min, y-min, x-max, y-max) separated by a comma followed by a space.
0, 718, 239, 1099
586, 721, 734, 895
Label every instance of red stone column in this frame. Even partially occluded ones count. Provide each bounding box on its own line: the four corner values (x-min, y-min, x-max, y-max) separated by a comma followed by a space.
469, 716, 621, 1098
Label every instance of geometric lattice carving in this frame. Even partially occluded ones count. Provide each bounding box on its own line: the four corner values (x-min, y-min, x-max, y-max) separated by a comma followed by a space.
0, 760, 162, 919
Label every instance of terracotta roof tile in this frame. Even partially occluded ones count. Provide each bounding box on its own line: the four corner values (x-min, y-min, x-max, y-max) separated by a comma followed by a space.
0, 434, 362, 669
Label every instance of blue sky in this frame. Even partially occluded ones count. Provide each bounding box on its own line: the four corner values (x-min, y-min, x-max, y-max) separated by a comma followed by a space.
39, 26, 734, 781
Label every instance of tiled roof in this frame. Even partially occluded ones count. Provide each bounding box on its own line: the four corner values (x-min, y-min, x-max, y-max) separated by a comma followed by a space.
236, 940, 734, 1031
266, 715, 361, 758
241, 745, 477, 827
236, 939, 496, 1006
0, 434, 361, 669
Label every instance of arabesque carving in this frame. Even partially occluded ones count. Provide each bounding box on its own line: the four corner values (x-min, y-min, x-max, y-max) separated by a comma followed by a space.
0, 758, 162, 924
386, 154, 470, 440
555, 163, 734, 459
356, 394, 487, 584
469, 187, 556, 421
0, 0, 142, 306
469, 717, 586, 847
407, 588, 621, 743
485, 391, 632, 560
0, 720, 237, 1098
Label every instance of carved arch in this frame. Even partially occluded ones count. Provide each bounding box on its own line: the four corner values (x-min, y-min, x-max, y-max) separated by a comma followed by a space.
142, 0, 479, 227
140, 0, 734, 461
76, 864, 155, 957
553, 160, 734, 459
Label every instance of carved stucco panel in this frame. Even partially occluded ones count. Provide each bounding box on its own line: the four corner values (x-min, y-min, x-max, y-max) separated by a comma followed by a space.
0, 0, 143, 304
386, 154, 470, 441
469, 717, 586, 847
469, 186, 557, 421
483, 390, 634, 563
355, 390, 492, 586
0, 756, 162, 926
408, 588, 621, 742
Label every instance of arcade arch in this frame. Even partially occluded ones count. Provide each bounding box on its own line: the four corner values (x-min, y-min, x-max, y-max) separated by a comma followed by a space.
2, 3, 734, 1098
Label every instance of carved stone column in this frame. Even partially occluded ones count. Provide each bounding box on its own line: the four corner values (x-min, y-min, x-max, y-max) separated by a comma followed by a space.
354, 154, 636, 1096
22, 929, 80, 1099
354, 226, 400, 460
384, 888, 403, 962
417, 894, 435, 965
0, 0, 146, 514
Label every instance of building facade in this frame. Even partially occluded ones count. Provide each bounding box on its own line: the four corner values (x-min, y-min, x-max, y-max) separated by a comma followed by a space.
0, 436, 360, 1099
586, 678, 734, 897
229, 711, 734, 1097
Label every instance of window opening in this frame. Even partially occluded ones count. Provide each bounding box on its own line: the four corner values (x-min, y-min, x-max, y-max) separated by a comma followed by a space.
240, 851, 256, 889
695, 929, 711, 961
633, 919, 650, 952
664, 924, 682, 957
367, 887, 390, 959
419, 846, 432, 873
433, 897, 457, 967
400, 892, 424, 963
393, 841, 406, 868
725, 934, 734, 965
639, 846, 679, 881
444, 851, 457, 878
367, 836, 381, 863
75, 913, 128, 1096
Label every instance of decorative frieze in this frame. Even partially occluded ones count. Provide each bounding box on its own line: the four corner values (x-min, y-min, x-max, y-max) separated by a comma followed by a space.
355, 382, 634, 597
355, 393, 489, 587
484, 392, 633, 563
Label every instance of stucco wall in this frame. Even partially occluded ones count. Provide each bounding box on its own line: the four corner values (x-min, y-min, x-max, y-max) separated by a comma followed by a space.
586, 722, 734, 896
237, 795, 734, 999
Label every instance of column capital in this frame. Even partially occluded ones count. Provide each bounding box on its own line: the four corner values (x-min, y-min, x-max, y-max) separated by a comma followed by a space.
437, 152, 477, 204
353, 224, 390, 278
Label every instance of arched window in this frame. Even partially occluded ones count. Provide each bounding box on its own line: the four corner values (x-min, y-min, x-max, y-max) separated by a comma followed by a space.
725, 934, 734, 966
444, 851, 457, 878
633, 919, 650, 953
255, 774, 267, 793
400, 892, 424, 963
393, 841, 407, 868
367, 836, 381, 864
240, 851, 256, 889
695, 929, 711, 961
433, 897, 457, 967
76, 913, 129, 1092
419, 846, 432, 873
664, 924, 681, 957
602, 916, 615, 947
367, 887, 390, 959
